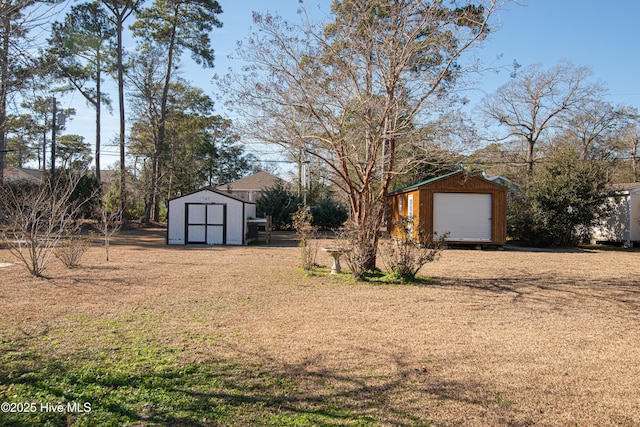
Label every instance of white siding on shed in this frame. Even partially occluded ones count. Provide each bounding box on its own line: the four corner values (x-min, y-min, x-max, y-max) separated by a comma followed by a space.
631, 193, 640, 241
433, 193, 492, 241
167, 189, 256, 245
593, 190, 640, 243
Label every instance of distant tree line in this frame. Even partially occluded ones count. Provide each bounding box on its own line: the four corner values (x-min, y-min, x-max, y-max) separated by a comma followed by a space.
0, 0, 257, 223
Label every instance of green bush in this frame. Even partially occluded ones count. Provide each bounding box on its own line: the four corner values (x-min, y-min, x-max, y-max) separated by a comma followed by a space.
508, 150, 613, 247
256, 181, 302, 230
310, 198, 349, 229
70, 173, 102, 219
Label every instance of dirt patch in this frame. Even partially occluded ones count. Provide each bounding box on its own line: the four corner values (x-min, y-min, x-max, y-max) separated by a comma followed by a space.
1, 229, 639, 426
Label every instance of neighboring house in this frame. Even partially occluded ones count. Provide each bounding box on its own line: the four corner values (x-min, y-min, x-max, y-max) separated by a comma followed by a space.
2, 167, 44, 184
2, 167, 116, 186
217, 171, 285, 202
166, 187, 257, 246
387, 170, 508, 246
592, 183, 640, 246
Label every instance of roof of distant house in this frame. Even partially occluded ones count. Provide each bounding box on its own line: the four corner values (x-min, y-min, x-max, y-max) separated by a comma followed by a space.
217, 171, 284, 192
3, 167, 120, 185
3, 167, 44, 182
608, 182, 640, 192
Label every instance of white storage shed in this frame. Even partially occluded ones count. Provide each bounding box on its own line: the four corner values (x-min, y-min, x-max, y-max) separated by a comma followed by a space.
167, 187, 257, 245
592, 183, 640, 246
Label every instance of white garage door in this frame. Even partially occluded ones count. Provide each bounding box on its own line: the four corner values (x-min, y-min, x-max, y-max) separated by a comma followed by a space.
433, 193, 492, 241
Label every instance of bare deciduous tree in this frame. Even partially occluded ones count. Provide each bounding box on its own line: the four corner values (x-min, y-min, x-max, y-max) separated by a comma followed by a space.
558, 100, 628, 161
480, 60, 604, 174
615, 110, 640, 182
223, 0, 508, 274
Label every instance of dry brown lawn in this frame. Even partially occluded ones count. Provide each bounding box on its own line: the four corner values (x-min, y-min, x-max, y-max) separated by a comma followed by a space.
1, 227, 640, 426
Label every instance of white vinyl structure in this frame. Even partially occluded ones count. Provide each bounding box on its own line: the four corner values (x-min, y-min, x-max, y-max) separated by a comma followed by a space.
167, 188, 256, 245
433, 193, 492, 242
592, 185, 640, 246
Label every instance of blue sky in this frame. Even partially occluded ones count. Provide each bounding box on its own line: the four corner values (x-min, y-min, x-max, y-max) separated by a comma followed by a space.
61, 0, 640, 168
210, 0, 640, 106
476, 0, 640, 105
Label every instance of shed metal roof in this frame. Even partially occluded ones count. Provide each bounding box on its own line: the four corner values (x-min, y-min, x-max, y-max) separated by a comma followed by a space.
388, 170, 508, 196
389, 171, 461, 195
168, 186, 256, 204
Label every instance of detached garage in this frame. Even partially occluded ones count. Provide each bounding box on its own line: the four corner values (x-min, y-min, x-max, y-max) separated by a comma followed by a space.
388, 171, 508, 246
167, 188, 256, 245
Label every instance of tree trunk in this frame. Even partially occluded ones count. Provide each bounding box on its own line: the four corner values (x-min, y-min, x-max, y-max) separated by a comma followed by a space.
141, 154, 158, 223
0, 14, 8, 183
153, 159, 161, 221
527, 139, 535, 174
152, 9, 179, 222
116, 18, 127, 222
95, 63, 102, 183
633, 137, 639, 182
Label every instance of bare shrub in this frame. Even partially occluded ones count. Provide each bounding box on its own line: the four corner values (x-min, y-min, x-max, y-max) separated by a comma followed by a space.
95, 200, 122, 261
379, 216, 447, 281
292, 205, 318, 270
0, 172, 98, 277
55, 232, 93, 268
337, 221, 378, 281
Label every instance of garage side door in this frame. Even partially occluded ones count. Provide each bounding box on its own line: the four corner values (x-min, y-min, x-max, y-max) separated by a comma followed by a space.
433, 193, 492, 241
186, 203, 226, 244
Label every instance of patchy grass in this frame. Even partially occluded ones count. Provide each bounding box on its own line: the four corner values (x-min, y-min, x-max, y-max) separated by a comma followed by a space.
302, 268, 439, 286
1, 228, 639, 426
361, 270, 439, 286
0, 314, 376, 426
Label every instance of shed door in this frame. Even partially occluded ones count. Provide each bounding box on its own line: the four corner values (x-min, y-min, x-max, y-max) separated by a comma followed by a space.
186, 203, 226, 244
433, 193, 492, 241
206, 204, 225, 245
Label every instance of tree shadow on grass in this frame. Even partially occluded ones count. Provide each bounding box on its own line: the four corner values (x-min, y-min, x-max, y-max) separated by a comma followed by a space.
436, 275, 640, 312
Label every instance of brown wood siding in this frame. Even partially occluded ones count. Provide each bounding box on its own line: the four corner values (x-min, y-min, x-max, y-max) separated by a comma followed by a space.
388, 172, 507, 245
387, 189, 421, 239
